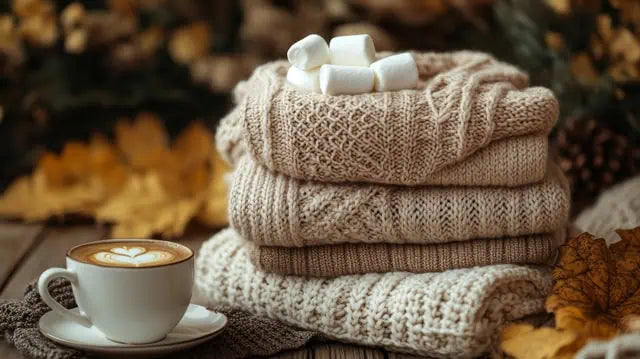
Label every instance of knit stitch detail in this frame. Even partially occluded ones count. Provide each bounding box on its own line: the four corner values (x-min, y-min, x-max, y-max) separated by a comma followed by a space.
232, 51, 558, 185
195, 229, 553, 358
575, 175, 640, 244
248, 230, 565, 276
229, 157, 570, 247
216, 104, 550, 186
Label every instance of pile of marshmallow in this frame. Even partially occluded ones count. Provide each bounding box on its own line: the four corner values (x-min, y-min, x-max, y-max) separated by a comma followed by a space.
286, 34, 419, 95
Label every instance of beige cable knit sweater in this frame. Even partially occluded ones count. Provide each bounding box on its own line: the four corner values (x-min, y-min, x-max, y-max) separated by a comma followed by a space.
216, 105, 550, 187
227, 51, 558, 185
249, 230, 564, 276
195, 228, 553, 358
229, 157, 570, 247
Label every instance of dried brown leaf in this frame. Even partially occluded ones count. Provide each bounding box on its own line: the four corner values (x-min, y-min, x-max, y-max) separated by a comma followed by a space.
0, 113, 227, 238
115, 112, 169, 169
546, 227, 640, 339
500, 324, 580, 359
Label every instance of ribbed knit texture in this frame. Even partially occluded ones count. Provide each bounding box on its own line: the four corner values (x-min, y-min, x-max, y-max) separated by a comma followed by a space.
195, 228, 553, 358
231, 51, 558, 185
0, 279, 317, 359
216, 104, 550, 186
230, 157, 570, 247
248, 230, 564, 276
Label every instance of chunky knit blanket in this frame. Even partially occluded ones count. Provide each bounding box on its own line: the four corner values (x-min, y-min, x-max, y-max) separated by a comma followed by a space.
229, 157, 570, 247
0, 279, 317, 359
249, 230, 564, 276
195, 229, 553, 358
217, 106, 550, 187
222, 51, 558, 185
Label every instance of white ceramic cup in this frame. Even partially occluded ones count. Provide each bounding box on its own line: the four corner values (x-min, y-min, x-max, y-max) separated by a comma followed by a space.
37, 239, 194, 344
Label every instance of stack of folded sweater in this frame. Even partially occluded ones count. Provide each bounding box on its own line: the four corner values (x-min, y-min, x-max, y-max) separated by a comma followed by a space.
196, 51, 571, 357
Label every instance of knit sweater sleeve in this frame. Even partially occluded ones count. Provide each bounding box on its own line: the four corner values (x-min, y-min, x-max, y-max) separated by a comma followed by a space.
235, 51, 558, 185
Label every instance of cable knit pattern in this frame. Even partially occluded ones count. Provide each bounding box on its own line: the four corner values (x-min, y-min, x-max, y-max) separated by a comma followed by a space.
234, 51, 558, 185
229, 157, 570, 247
217, 104, 550, 186
195, 229, 553, 358
249, 230, 564, 276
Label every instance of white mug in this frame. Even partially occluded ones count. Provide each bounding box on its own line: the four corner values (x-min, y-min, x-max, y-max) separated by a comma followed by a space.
37, 239, 194, 344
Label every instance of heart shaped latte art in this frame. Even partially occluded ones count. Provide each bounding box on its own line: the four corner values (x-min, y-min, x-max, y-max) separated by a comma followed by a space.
91, 246, 176, 267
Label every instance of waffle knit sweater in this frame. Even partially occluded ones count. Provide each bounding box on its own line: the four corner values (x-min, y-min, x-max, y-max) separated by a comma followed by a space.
248, 230, 564, 276
216, 105, 550, 187
226, 51, 558, 185
195, 228, 553, 358
230, 157, 570, 247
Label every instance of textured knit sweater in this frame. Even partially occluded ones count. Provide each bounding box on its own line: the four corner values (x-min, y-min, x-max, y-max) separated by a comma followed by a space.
195, 229, 553, 358
229, 157, 570, 247
226, 51, 558, 185
248, 230, 564, 276
575, 174, 640, 244
216, 105, 550, 187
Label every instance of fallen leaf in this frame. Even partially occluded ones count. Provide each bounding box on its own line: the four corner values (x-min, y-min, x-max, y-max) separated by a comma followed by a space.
0, 112, 228, 237
501, 227, 640, 359
546, 228, 640, 339
172, 122, 213, 171
95, 172, 202, 238
197, 151, 230, 228
500, 324, 580, 359
115, 112, 169, 170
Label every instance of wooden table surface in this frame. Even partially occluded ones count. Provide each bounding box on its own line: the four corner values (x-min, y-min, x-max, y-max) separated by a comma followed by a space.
0, 222, 427, 359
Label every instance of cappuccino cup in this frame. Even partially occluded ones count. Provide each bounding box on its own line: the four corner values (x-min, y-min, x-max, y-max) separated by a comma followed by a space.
38, 239, 194, 344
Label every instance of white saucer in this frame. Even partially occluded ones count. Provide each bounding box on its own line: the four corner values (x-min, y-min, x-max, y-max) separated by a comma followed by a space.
39, 304, 227, 358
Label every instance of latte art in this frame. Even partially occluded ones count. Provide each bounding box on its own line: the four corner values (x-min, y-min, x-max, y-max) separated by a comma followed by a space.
92, 246, 176, 267
69, 240, 192, 268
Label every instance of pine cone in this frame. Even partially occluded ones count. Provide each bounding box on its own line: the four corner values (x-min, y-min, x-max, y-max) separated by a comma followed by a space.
555, 116, 640, 214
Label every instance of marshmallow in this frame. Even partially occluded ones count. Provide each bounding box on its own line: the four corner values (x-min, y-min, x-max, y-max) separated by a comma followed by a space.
319, 64, 374, 95
287, 34, 331, 70
287, 66, 320, 93
370, 53, 419, 92
329, 34, 376, 67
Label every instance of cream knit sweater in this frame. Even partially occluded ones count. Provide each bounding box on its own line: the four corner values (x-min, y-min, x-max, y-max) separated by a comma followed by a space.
216, 105, 550, 187
226, 51, 558, 185
230, 157, 570, 247
195, 228, 553, 358
575, 175, 640, 244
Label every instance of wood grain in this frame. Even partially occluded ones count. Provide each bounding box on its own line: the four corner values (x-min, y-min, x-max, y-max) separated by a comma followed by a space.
312, 344, 386, 359
0, 341, 23, 359
0, 225, 434, 358
0, 225, 107, 299
0, 222, 44, 293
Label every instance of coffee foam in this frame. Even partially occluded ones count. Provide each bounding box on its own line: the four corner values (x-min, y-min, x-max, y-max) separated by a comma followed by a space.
69, 241, 191, 268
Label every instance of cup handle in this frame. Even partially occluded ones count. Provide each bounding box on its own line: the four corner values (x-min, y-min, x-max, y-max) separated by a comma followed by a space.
38, 268, 92, 328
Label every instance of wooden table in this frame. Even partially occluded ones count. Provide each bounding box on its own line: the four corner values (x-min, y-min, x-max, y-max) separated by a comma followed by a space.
0, 222, 425, 359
